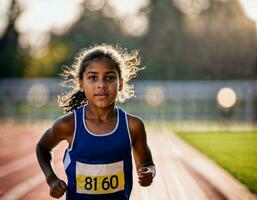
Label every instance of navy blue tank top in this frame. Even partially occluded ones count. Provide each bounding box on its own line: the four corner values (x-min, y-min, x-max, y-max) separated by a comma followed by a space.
63, 106, 133, 200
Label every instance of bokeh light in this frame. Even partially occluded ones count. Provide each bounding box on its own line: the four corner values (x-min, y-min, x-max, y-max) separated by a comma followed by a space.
106, 0, 149, 18
239, 0, 257, 29
85, 0, 105, 12
104, 0, 150, 36
217, 87, 237, 109
173, 0, 210, 16
144, 87, 166, 107
120, 14, 149, 37
0, 0, 10, 38
16, 0, 84, 48
239, 0, 257, 21
27, 83, 49, 107
18, 32, 50, 49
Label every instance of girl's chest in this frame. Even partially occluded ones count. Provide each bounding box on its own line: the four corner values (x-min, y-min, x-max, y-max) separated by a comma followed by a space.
75, 129, 130, 161
86, 120, 116, 135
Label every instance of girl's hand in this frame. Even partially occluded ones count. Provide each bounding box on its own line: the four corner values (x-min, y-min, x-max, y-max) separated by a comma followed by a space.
138, 166, 156, 187
49, 178, 67, 199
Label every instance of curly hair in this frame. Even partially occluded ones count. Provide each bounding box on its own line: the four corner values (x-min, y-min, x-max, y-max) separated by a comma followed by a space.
58, 44, 142, 113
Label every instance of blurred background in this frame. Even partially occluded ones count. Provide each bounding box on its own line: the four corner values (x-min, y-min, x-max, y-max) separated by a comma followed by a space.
1, 0, 257, 199
0, 0, 256, 129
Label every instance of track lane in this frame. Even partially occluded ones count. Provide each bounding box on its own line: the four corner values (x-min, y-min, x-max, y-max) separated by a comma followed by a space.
1, 125, 256, 200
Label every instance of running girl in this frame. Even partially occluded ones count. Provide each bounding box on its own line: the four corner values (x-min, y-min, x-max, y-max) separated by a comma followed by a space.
36, 44, 155, 200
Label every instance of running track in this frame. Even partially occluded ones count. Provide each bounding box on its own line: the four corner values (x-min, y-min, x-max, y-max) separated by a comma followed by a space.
0, 124, 256, 200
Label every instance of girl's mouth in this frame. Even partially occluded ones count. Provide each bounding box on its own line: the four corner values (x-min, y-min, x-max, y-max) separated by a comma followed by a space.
94, 94, 109, 99
95, 93, 108, 96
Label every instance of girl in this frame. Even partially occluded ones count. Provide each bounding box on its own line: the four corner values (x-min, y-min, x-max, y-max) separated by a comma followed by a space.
36, 44, 155, 200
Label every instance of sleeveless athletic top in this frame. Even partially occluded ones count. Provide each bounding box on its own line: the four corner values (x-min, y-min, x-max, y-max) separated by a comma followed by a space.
63, 106, 133, 200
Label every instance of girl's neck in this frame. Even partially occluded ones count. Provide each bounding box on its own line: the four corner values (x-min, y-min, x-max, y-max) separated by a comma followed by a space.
85, 104, 116, 121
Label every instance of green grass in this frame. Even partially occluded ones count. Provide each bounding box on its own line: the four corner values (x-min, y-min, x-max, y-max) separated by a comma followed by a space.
176, 131, 257, 195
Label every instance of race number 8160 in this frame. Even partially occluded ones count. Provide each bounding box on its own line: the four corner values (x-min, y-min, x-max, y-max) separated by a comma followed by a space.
85, 175, 118, 190
76, 171, 125, 194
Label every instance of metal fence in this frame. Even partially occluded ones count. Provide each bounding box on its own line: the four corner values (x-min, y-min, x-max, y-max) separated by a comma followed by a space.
0, 78, 256, 127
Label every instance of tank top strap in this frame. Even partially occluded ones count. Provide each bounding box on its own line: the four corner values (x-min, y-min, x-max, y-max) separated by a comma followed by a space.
116, 107, 132, 147
71, 106, 131, 149
70, 106, 85, 151
117, 108, 125, 125
63, 106, 85, 169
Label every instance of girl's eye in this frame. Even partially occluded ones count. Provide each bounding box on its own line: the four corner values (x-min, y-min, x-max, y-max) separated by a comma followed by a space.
106, 76, 115, 81
88, 76, 97, 80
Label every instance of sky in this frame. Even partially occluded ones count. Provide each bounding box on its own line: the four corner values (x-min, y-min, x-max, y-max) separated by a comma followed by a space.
0, 0, 149, 32
0, 0, 149, 48
0, 0, 256, 48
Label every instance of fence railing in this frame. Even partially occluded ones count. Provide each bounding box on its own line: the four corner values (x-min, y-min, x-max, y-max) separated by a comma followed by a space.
0, 79, 256, 127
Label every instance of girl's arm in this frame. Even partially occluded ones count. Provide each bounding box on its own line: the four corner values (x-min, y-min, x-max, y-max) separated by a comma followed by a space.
36, 113, 74, 198
128, 115, 156, 187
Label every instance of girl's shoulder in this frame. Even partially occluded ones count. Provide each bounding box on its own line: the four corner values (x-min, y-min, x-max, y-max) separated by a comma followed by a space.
124, 112, 147, 145
125, 113, 145, 135
51, 112, 75, 141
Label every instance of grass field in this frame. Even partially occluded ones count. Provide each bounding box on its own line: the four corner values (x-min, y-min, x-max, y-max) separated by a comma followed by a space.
175, 130, 257, 195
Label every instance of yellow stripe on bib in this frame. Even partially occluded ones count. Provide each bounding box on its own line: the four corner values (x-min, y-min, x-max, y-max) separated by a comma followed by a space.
76, 171, 125, 194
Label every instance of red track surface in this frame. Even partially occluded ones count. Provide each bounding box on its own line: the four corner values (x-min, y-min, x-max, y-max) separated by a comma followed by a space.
0, 124, 66, 200
0, 123, 256, 200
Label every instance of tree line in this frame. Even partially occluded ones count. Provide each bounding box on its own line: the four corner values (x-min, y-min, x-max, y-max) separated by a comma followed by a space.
0, 0, 256, 80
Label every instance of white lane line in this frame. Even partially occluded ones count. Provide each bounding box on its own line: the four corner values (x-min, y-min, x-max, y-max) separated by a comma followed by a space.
0, 154, 36, 178
0, 173, 44, 200
164, 129, 257, 200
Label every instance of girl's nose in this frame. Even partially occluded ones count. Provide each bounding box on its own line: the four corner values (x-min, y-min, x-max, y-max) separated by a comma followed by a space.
97, 80, 106, 88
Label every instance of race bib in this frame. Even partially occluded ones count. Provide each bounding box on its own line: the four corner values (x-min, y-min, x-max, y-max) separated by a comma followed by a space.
76, 161, 125, 194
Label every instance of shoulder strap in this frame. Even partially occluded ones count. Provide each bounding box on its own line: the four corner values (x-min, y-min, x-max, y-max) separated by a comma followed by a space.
69, 106, 84, 151
117, 107, 132, 146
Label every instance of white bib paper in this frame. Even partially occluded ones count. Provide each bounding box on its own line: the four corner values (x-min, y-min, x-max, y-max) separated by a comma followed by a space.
76, 161, 125, 194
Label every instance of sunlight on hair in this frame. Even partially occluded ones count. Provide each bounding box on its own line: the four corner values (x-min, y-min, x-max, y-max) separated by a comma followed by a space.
27, 83, 49, 107
239, 0, 257, 29
173, 0, 210, 16
217, 87, 237, 109
58, 44, 142, 113
144, 87, 166, 107
121, 14, 149, 37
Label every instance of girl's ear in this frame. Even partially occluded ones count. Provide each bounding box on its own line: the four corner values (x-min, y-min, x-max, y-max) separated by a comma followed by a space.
119, 79, 123, 91
79, 80, 84, 92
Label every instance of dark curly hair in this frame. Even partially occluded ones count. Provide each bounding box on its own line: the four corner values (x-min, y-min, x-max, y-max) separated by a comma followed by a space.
58, 44, 142, 113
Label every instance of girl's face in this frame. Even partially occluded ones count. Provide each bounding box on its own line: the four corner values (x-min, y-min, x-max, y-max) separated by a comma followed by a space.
79, 57, 123, 109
